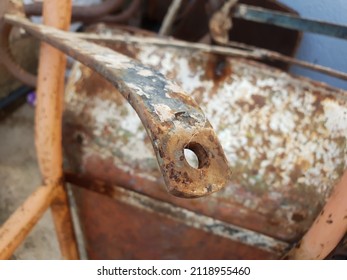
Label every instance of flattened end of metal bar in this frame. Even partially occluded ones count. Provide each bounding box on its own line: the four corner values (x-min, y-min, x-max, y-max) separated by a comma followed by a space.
121, 67, 232, 198
157, 126, 232, 198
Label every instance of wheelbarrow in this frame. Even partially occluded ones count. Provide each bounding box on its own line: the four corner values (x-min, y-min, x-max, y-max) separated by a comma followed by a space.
0, 0, 346, 260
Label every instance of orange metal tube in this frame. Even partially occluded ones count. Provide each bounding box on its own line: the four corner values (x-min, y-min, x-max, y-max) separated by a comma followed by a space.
35, 0, 79, 259
286, 170, 347, 259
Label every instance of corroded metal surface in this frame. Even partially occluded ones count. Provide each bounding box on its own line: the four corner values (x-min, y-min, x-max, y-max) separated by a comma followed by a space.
5, 15, 231, 198
63, 25, 347, 249
66, 172, 288, 256
71, 182, 276, 260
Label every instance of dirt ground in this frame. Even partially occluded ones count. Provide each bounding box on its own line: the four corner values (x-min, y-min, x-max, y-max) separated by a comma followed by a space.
0, 105, 65, 259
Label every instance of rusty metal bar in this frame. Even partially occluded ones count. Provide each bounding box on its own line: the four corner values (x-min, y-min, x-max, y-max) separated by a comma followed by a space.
100, 0, 142, 23
65, 172, 289, 255
0, 185, 55, 260
233, 4, 347, 40
4, 14, 231, 198
223, 40, 347, 82
74, 32, 347, 82
35, 0, 79, 259
159, 0, 183, 36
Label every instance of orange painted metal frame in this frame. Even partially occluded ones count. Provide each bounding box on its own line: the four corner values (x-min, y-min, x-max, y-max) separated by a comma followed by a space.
0, 0, 79, 260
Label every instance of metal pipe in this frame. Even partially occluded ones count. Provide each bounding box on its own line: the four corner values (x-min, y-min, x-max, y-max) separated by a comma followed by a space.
0, 86, 32, 111
24, 0, 141, 24
0, 22, 37, 86
24, 0, 125, 21
35, 0, 79, 260
100, 0, 141, 23
159, 0, 183, 36
233, 4, 347, 40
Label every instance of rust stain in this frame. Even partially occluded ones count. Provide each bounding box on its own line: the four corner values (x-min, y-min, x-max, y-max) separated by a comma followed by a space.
291, 212, 305, 223
204, 54, 233, 90
65, 172, 284, 259
74, 67, 124, 106
73, 184, 275, 260
251, 94, 266, 108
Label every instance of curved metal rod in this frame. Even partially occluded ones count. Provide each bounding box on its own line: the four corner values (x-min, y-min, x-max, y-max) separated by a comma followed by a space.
100, 0, 142, 23
35, 0, 79, 260
24, 0, 125, 21
0, 22, 37, 86
4, 14, 231, 198
24, 0, 141, 24
75, 32, 347, 82
0, 0, 141, 88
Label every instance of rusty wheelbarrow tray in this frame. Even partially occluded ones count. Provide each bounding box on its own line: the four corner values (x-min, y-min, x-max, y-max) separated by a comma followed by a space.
62, 24, 347, 259
0, 0, 347, 260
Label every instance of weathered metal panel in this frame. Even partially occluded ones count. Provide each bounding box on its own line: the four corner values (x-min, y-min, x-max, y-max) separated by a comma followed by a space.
63, 26, 347, 258
72, 185, 276, 259
66, 172, 287, 259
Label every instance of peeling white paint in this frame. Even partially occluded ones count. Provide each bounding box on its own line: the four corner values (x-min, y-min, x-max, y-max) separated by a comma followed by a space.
153, 104, 175, 122
138, 69, 153, 77
127, 82, 150, 99
165, 82, 184, 93
93, 53, 133, 70
323, 99, 347, 137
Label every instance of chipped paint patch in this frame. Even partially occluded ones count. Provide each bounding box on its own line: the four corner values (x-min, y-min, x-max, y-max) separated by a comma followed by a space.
127, 82, 150, 98
165, 82, 184, 94
138, 69, 154, 77
153, 104, 175, 122
93, 53, 133, 70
